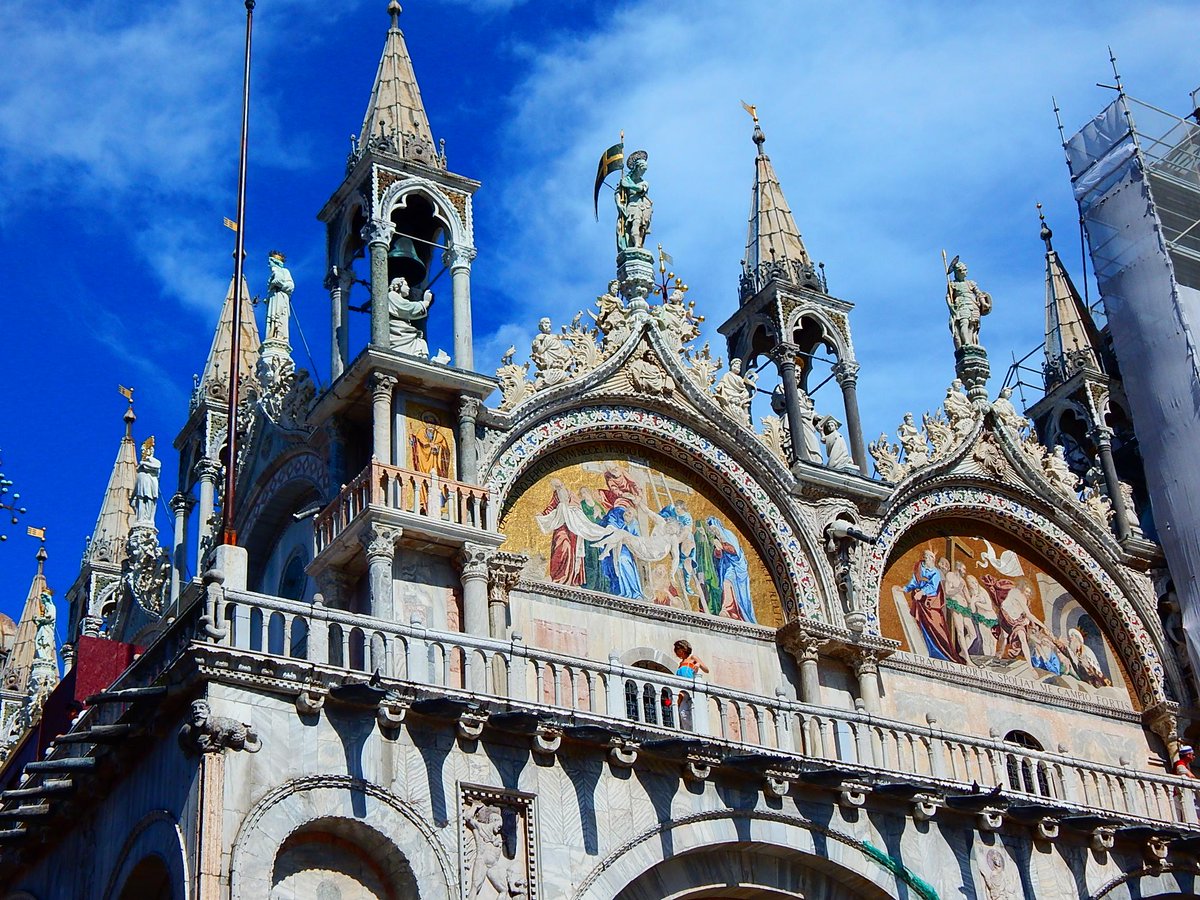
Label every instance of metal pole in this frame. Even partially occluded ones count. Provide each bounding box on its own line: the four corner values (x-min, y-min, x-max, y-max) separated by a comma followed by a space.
222, 0, 255, 546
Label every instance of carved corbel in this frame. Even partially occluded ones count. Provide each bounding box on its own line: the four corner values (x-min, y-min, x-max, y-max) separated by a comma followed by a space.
296, 689, 325, 716
1091, 827, 1115, 852
764, 775, 790, 799
1144, 700, 1181, 763
457, 709, 489, 741
377, 696, 409, 730
608, 740, 638, 768
911, 794, 940, 822
533, 726, 562, 756
178, 699, 262, 755
683, 754, 718, 783
1145, 835, 1170, 867
1035, 818, 1060, 841
839, 784, 869, 808
977, 808, 1005, 832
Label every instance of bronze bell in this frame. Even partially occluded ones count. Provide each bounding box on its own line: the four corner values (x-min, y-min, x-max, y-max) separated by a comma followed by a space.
387, 234, 427, 285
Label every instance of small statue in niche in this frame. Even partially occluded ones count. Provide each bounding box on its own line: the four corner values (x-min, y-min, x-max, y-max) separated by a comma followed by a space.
264, 250, 294, 347
616, 149, 653, 251
794, 389, 823, 462
530, 317, 573, 390
465, 800, 527, 900
32, 591, 55, 664
627, 347, 672, 396
945, 255, 992, 350
819, 415, 855, 470
131, 436, 161, 528
388, 276, 434, 358
943, 378, 976, 440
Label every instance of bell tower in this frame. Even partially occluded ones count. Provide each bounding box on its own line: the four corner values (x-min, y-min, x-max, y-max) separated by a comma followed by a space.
717, 112, 868, 475
306, 2, 501, 637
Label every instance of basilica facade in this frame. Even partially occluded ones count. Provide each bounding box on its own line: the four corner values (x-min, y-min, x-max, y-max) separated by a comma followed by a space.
0, 5, 1198, 899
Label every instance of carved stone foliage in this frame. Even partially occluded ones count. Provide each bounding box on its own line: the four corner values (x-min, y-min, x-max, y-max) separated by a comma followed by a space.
178, 699, 262, 755
460, 785, 537, 900
258, 361, 316, 431
485, 404, 827, 621
861, 485, 1166, 707
123, 526, 169, 617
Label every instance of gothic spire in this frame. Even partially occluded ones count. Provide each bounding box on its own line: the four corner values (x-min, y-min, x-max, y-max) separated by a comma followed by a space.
199, 274, 261, 402
83, 405, 140, 567
1040, 206, 1103, 390
741, 112, 822, 300
1, 546, 57, 696
358, 1, 437, 164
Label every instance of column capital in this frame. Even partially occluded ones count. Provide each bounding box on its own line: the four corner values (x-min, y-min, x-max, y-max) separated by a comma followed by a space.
851, 649, 880, 678
443, 245, 477, 272
457, 543, 492, 581
369, 371, 398, 398
195, 458, 222, 482
360, 524, 401, 560
832, 359, 861, 387
1089, 424, 1114, 447
362, 218, 394, 248
459, 396, 483, 423
777, 621, 828, 664
169, 492, 196, 515
767, 342, 802, 368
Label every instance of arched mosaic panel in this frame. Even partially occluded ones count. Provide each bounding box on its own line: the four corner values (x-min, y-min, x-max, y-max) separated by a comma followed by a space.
501, 445, 784, 628
487, 405, 828, 622
861, 486, 1165, 707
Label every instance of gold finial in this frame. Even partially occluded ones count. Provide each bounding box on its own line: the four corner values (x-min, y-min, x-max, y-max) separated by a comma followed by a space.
740, 100, 758, 124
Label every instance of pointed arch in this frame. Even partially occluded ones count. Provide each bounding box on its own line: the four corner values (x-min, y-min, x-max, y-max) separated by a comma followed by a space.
379, 177, 470, 250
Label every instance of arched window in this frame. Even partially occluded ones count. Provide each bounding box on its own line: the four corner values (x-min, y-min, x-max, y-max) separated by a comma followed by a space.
624, 681, 640, 721
279, 551, 308, 601
1004, 730, 1051, 796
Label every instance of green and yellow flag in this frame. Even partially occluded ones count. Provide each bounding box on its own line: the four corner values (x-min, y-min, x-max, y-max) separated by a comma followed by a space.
593, 140, 624, 220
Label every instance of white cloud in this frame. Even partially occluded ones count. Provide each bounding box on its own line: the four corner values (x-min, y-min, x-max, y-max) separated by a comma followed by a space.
472, 0, 1197, 447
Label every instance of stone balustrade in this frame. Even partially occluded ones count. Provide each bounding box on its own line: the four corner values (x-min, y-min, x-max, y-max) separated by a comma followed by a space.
314, 460, 492, 554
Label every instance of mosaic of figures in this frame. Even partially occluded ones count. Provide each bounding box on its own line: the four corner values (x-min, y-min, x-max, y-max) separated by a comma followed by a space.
881, 531, 1130, 701
501, 449, 781, 627
403, 402, 455, 480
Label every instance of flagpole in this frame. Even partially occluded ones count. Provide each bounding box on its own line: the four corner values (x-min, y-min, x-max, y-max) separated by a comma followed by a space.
222, 0, 255, 546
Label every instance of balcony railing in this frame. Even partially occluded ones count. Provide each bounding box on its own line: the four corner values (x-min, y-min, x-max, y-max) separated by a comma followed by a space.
314, 461, 492, 554
204, 590, 1200, 830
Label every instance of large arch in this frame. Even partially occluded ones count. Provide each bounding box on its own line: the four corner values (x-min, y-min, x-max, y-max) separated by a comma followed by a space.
102, 810, 189, 900
861, 483, 1167, 708
379, 178, 469, 250
486, 404, 831, 623
237, 450, 326, 592
229, 776, 453, 900
573, 810, 913, 900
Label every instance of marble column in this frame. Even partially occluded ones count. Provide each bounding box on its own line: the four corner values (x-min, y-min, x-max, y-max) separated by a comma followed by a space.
195, 458, 221, 575
169, 491, 194, 605
853, 652, 881, 713
364, 219, 394, 350
360, 525, 400, 621
370, 373, 397, 465
769, 343, 810, 465
458, 397, 481, 484
1091, 425, 1131, 540
326, 420, 346, 494
833, 360, 868, 476
325, 266, 354, 381
779, 624, 824, 705
445, 245, 477, 370
458, 544, 491, 637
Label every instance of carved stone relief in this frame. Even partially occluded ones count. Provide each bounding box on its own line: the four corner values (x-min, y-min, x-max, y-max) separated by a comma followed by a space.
461, 784, 536, 900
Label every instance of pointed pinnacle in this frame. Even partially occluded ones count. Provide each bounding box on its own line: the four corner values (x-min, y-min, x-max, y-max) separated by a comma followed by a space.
389, 0, 402, 29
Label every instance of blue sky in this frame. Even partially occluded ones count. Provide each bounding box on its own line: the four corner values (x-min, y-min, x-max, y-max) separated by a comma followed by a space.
0, 0, 1195, 629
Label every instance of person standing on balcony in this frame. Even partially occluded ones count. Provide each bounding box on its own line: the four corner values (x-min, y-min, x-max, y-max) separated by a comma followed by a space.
673, 640, 709, 679
1174, 745, 1198, 778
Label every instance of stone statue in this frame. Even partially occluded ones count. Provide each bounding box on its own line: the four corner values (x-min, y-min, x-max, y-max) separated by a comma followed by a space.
562, 312, 601, 374
869, 433, 906, 482
616, 150, 653, 251
387, 276, 433, 358
819, 415, 856, 470
653, 287, 700, 350
32, 591, 55, 663
990, 387, 1029, 435
1081, 484, 1114, 525
791, 390, 823, 463
944, 379, 976, 440
530, 317, 573, 390
132, 436, 161, 528
265, 250, 294, 347
760, 416, 789, 464
1043, 445, 1080, 495
945, 256, 992, 350
178, 699, 262, 755
712, 358, 756, 425
590, 280, 631, 351
627, 348, 672, 396
897, 412, 927, 464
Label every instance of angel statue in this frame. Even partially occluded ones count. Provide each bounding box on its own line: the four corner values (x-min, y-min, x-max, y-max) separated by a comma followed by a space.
265, 250, 294, 346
